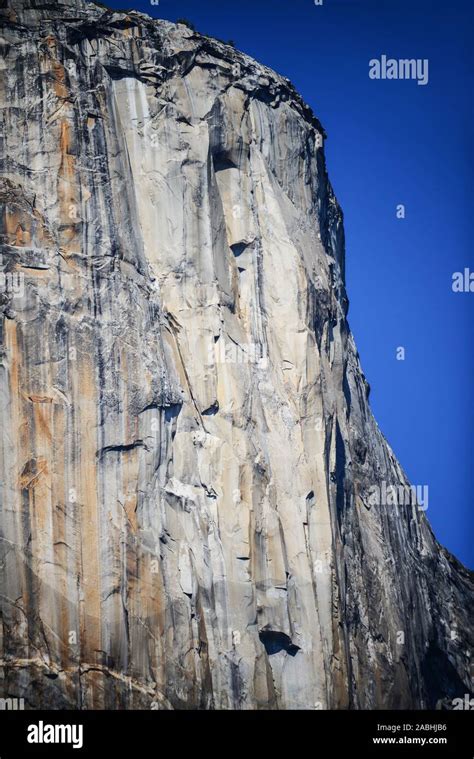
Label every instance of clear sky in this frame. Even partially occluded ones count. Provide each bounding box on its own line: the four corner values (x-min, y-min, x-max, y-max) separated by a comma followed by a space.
89, 0, 473, 567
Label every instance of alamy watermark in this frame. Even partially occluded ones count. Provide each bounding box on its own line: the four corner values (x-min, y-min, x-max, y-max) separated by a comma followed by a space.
208, 339, 268, 368
367, 481, 429, 511
452, 694, 474, 710
369, 55, 429, 86
452, 268, 474, 293
27, 721, 83, 750
0, 697, 24, 710
0, 255, 24, 298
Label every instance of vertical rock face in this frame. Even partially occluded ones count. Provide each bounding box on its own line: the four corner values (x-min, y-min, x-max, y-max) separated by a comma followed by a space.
0, 0, 472, 710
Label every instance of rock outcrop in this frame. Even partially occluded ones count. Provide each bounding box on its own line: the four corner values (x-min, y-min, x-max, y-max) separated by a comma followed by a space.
0, 0, 472, 709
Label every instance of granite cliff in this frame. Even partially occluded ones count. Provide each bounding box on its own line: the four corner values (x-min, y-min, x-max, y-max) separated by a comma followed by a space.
0, 0, 472, 709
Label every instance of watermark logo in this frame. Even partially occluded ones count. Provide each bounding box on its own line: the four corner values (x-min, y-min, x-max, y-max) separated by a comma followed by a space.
313, 559, 329, 575
27, 721, 83, 749
0, 255, 24, 298
369, 55, 429, 86
208, 339, 268, 368
143, 119, 159, 149
0, 698, 25, 710
452, 268, 474, 293
231, 629, 241, 646
366, 482, 429, 511
396, 346, 405, 361
452, 694, 474, 710
396, 204, 406, 219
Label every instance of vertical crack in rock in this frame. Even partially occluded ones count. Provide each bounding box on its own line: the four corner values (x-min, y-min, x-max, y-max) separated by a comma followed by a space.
0, 0, 472, 710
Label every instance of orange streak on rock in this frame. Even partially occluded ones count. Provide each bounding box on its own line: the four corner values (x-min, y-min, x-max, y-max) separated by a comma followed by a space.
74, 352, 102, 704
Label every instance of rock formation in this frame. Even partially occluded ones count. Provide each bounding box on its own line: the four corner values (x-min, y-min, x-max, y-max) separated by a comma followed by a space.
0, 0, 472, 709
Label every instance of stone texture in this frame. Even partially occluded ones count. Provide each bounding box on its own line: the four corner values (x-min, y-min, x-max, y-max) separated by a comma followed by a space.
0, 0, 472, 709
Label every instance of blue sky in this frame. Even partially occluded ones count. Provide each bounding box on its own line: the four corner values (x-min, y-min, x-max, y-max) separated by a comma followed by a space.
92, 0, 473, 567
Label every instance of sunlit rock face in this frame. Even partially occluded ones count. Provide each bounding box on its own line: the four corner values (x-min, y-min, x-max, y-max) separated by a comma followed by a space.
0, 0, 472, 710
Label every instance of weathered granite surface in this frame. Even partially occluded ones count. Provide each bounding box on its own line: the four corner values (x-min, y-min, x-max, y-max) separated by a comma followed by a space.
0, 0, 472, 709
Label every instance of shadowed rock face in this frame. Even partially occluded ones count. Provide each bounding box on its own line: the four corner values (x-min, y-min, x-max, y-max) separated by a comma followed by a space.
0, 0, 472, 710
